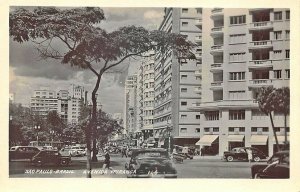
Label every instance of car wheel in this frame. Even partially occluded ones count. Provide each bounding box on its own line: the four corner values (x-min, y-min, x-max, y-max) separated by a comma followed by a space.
254, 173, 261, 179
61, 160, 68, 166
253, 156, 260, 162
227, 156, 234, 162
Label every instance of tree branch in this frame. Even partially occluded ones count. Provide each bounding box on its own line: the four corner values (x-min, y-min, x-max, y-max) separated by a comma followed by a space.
105, 51, 146, 71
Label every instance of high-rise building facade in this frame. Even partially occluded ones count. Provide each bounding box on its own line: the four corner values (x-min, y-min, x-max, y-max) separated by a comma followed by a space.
31, 85, 85, 124
124, 74, 138, 136
194, 8, 290, 156
30, 89, 58, 117
137, 51, 156, 142
153, 8, 203, 146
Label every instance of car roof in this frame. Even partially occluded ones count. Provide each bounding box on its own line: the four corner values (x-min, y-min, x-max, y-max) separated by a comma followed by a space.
275, 150, 289, 154
133, 148, 167, 153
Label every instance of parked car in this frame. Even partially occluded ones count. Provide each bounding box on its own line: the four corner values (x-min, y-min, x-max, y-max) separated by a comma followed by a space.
9, 146, 40, 161
223, 147, 268, 162
125, 148, 177, 178
69, 146, 85, 157
31, 150, 71, 166
251, 150, 289, 179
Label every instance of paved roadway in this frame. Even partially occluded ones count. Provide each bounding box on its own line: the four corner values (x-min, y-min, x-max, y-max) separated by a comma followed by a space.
9, 154, 266, 178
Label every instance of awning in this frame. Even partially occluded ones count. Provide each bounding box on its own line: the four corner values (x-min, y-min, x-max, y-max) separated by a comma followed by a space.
227, 135, 244, 142
250, 135, 268, 145
273, 136, 289, 145
195, 135, 219, 146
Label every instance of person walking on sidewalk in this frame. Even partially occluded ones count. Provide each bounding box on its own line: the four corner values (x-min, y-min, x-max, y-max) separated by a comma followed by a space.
101, 150, 116, 174
246, 148, 253, 163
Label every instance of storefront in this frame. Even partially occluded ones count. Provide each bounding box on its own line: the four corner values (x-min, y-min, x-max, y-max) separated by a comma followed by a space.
227, 135, 245, 151
249, 135, 269, 156
195, 135, 219, 156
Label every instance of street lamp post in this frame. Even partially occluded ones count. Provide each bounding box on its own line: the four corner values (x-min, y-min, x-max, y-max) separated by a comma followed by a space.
34, 125, 41, 146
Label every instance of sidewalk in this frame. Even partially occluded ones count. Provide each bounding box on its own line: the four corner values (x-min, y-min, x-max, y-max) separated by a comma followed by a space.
193, 155, 222, 160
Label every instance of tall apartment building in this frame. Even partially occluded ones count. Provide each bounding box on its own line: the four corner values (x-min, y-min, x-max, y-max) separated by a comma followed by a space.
30, 89, 58, 117
153, 8, 202, 146
124, 74, 138, 136
194, 8, 290, 156
31, 85, 85, 124
137, 51, 156, 142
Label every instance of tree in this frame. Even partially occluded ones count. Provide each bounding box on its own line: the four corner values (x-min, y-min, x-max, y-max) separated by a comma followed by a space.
9, 7, 195, 178
275, 87, 290, 149
257, 87, 282, 153
46, 110, 65, 133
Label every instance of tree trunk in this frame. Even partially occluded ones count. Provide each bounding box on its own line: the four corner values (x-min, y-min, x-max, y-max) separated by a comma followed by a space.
85, 124, 92, 178
269, 113, 280, 152
284, 114, 288, 149
91, 74, 102, 162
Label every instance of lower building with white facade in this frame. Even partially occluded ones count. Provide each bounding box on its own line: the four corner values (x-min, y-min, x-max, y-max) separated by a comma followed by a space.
192, 8, 290, 157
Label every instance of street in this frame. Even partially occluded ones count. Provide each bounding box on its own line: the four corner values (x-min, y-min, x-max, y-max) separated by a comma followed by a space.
9, 154, 265, 178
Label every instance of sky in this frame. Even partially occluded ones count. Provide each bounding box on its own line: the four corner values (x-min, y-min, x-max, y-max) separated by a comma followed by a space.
9, 7, 165, 113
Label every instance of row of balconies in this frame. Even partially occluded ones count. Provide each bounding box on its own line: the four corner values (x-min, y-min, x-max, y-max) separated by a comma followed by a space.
208, 79, 280, 91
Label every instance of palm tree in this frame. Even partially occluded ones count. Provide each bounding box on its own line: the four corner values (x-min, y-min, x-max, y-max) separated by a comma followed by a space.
257, 86, 280, 152
275, 87, 290, 149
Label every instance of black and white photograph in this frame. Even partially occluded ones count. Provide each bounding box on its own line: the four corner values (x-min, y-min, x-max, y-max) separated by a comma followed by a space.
2, 1, 300, 191
8, 5, 292, 179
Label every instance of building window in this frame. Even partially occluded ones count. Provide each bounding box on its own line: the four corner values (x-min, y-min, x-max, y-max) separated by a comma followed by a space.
180, 114, 187, 119
204, 128, 210, 132
274, 31, 282, 40
197, 9, 202, 14
285, 69, 290, 79
195, 128, 200, 133
181, 101, 187, 106
273, 50, 282, 60
286, 50, 290, 59
229, 34, 246, 44
274, 12, 282, 20
181, 88, 187, 93
205, 111, 219, 121
274, 127, 281, 132
180, 128, 187, 133
286, 10, 290, 20
286, 30, 290, 39
229, 91, 246, 100
251, 127, 258, 132
263, 127, 269, 132
274, 70, 282, 79
196, 115, 200, 119
181, 75, 187, 80
182, 22, 188, 27
213, 127, 219, 132
229, 52, 246, 62
182, 8, 188, 13
229, 72, 245, 80
230, 15, 246, 25
229, 110, 245, 120
228, 127, 235, 132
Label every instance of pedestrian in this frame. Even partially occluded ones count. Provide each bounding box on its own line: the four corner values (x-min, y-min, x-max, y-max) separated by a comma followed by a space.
246, 148, 253, 163
101, 150, 116, 174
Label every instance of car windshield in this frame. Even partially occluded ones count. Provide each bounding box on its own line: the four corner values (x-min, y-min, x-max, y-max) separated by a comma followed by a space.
134, 151, 168, 159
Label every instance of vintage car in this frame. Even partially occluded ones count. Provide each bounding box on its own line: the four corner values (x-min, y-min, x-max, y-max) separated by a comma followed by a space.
9, 146, 40, 161
251, 150, 289, 179
125, 148, 177, 178
223, 147, 267, 162
69, 146, 86, 157
31, 150, 71, 166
